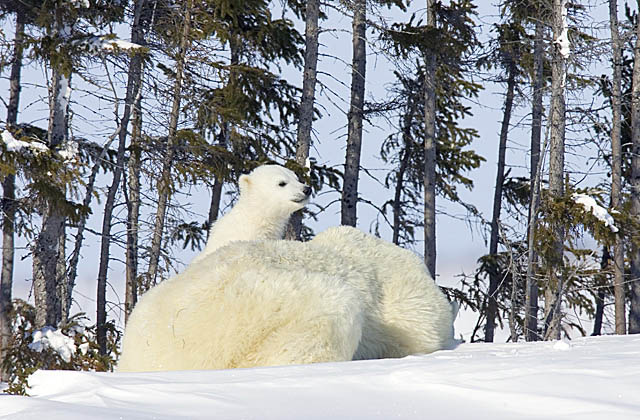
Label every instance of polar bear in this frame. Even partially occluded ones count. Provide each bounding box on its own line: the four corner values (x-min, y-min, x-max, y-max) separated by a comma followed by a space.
118, 239, 368, 371
191, 164, 311, 264
118, 226, 457, 372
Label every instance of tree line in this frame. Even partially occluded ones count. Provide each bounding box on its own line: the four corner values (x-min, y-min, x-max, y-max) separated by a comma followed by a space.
0, 0, 639, 383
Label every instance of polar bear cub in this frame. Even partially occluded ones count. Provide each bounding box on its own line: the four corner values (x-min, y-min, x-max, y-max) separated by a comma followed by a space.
192, 164, 310, 264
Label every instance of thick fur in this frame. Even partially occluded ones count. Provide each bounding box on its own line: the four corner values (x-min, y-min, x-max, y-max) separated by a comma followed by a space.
118, 227, 457, 372
312, 226, 457, 359
191, 164, 309, 265
118, 240, 366, 371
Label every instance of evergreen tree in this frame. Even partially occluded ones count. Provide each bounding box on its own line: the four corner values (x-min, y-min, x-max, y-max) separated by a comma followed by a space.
524, 0, 547, 342
0, 2, 28, 382
378, 68, 482, 249
530, 0, 568, 340
147, 0, 195, 288
630, 0, 640, 334
423, 0, 437, 277
31, 1, 73, 328
96, 0, 149, 354
188, 0, 306, 237
380, 0, 482, 277
135, 0, 306, 289
609, 0, 626, 335
483, 19, 524, 343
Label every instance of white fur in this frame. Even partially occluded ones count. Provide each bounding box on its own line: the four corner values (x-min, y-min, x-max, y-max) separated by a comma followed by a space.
118, 227, 457, 372
192, 164, 309, 264
118, 240, 365, 371
312, 226, 458, 359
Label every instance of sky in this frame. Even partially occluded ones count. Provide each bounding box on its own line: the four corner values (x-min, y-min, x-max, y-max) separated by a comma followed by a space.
0, 0, 628, 339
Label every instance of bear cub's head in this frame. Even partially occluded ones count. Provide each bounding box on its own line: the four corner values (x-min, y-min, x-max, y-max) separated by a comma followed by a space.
239, 165, 311, 213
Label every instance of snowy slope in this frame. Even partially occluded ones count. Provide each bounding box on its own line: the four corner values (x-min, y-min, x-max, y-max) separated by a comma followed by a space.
2, 335, 639, 419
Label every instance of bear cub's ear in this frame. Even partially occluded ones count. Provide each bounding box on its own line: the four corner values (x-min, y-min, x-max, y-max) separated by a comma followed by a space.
239, 174, 251, 193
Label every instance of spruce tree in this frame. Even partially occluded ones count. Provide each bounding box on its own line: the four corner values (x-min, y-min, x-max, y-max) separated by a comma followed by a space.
380, 0, 482, 276
0, 3, 28, 382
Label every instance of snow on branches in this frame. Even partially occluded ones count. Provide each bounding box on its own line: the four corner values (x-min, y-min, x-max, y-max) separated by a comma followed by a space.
81, 36, 145, 53
28, 327, 79, 363
1, 130, 48, 155
1, 129, 79, 163
572, 193, 619, 233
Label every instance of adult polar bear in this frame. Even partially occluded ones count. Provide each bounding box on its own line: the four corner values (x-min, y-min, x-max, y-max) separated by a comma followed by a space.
118, 165, 456, 372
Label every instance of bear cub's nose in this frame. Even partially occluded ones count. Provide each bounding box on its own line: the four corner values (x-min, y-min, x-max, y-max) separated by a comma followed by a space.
303, 186, 312, 196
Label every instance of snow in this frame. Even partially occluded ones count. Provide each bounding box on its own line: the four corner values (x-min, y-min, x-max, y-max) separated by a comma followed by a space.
101, 38, 144, 51
57, 75, 71, 115
28, 327, 77, 363
78, 342, 90, 356
573, 193, 619, 233
81, 36, 145, 53
2, 335, 640, 419
57, 140, 79, 163
556, 0, 570, 59
1, 129, 24, 152
552, 339, 571, 351
1, 129, 48, 155
68, 0, 89, 8
1, 129, 78, 162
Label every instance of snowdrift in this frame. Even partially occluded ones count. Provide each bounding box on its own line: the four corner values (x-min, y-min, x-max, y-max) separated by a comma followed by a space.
2, 335, 639, 419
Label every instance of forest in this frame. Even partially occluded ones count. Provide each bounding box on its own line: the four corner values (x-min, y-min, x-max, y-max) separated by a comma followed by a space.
0, 0, 639, 393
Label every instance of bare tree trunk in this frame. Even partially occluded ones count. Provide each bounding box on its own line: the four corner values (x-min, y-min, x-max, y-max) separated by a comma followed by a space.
609, 0, 627, 335
485, 61, 517, 343
33, 9, 72, 328
525, 128, 548, 342
205, 131, 227, 236
530, 22, 544, 196
288, 0, 320, 240
525, 19, 544, 342
392, 102, 415, 245
341, 0, 366, 228
147, 0, 193, 284
207, 39, 240, 238
56, 224, 68, 323
630, 0, 640, 334
423, 0, 437, 278
96, 0, 147, 353
33, 211, 65, 328
0, 172, 15, 382
207, 178, 223, 232
509, 270, 519, 342
592, 246, 610, 336
544, 0, 568, 341
67, 126, 124, 321
125, 93, 143, 322
391, 147, 409, 245
0, 10, 25, 381
96, 163, 124, 354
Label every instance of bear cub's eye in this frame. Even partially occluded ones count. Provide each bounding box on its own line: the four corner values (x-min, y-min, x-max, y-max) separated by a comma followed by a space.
278, 181, 287, 187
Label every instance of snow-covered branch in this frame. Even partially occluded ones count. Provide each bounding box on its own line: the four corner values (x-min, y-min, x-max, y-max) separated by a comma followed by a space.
80, 36, 145, 53
572, 193, 619, 233
1, 130, 48, 155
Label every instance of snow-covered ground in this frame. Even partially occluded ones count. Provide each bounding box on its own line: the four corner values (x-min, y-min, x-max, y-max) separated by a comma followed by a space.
2, 335, 639, 419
